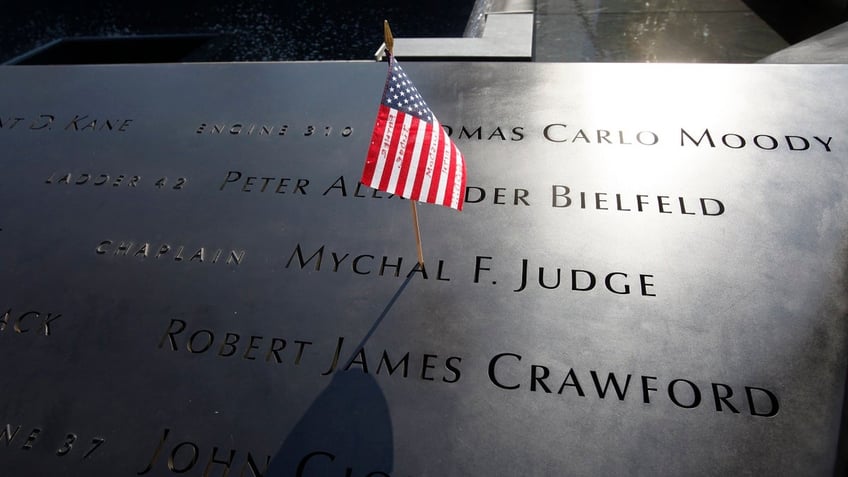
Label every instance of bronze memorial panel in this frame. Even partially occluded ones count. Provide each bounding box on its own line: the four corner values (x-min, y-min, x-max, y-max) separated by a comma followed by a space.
0, 62, 846, 475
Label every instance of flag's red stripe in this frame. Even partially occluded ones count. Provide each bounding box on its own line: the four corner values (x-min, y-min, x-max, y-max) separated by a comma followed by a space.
363, 106, 398, 189
361, 105, 391, 186
434, 125, 452, 206
447, 145, 465, 210
454, 146, 467, 210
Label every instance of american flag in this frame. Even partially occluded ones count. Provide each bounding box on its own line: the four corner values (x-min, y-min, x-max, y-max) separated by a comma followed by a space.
361, 56, 466, 211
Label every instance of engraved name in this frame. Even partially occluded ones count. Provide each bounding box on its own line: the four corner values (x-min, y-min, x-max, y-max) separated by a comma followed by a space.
219, 171, 724, 217
286, 243, 451, 281
551, 186, 725, 215
678, 129, 832, 151
542, 125, 660, 146
158, 319, 462, 383
159, 318, 314, 366
296, 450, 399, 477
156, 318, 780, 417
283, 246, 656, 297
138, 430, 402, 476
541, 125, 833, 151
443, 124, 525, 141
470, 256, 657, 296
0, 114, 132, 132
487, 352, 779, 417
138, 428, 269, 476
512, 259, 655, 295
220, 171, 309, 194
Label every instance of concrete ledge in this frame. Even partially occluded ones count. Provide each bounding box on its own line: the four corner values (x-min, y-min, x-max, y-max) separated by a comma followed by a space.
376, 9, 534, 61
760, 21, 848, 63
491, 0, 534, 13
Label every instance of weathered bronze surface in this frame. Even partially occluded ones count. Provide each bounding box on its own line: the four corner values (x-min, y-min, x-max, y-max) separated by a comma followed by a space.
0, 62, 846, 475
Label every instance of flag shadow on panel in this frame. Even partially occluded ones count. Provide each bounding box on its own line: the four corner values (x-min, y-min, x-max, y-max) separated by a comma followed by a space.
266, 274, 415, 476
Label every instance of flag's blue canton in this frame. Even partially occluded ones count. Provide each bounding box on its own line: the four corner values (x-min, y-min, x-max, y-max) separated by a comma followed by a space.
382, 58, 434, 123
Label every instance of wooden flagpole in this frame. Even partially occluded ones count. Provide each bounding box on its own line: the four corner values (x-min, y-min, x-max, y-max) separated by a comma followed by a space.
410, 200, 424, 266
384, 20, 425, 267
383, 20, 394, 59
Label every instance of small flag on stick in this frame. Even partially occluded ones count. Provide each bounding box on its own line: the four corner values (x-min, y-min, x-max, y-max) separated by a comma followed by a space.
361, 24, 467, 212
361, 21, 466, 266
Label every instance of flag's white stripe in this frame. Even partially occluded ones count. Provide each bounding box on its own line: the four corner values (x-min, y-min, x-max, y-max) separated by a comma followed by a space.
386, 114, 412, 194
450, 146, 464, 209
368, 109, 398, 189
435, 124, 452, 206
418, 126, 440, 202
